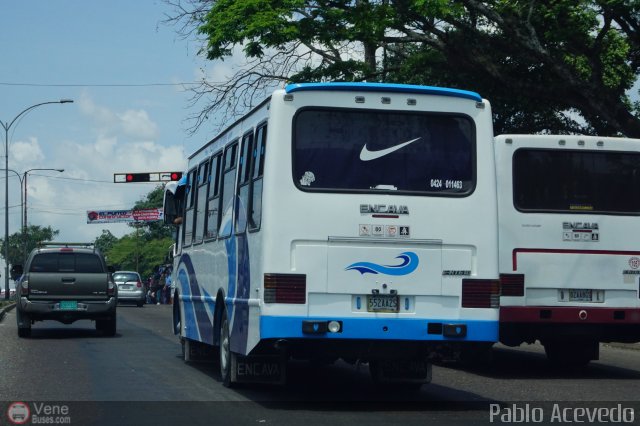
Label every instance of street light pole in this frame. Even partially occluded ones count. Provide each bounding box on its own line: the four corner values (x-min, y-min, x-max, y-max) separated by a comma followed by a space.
0, 169, 23, 230
23, 168, 64, 261
0, 99, 73, 299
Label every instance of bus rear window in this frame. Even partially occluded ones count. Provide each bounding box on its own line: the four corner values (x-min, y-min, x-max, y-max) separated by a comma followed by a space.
513, 148, 640, 214
293, 108, 475, 195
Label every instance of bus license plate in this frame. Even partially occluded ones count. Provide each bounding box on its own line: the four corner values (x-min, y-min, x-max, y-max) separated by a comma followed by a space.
59, 301, 78, 310
569, 289, 593, 302
367, 295, 399, 313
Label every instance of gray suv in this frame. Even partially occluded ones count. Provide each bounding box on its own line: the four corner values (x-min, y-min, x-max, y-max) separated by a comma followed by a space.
15, 243, 118, 337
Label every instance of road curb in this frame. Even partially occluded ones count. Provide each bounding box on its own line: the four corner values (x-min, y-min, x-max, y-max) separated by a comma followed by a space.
0, 302, 16, 322
602, 342, 640, 351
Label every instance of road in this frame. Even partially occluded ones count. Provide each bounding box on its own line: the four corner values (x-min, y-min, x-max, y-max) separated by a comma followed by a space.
1, 304, 639, 425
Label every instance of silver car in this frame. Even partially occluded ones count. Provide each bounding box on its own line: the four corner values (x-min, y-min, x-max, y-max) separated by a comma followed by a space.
113, 271, 145, 307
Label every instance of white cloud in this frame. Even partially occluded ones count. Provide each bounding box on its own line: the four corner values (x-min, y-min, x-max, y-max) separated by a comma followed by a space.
117, 109, 158, 140
10, 137, 45, 164
9, 94, 187, 244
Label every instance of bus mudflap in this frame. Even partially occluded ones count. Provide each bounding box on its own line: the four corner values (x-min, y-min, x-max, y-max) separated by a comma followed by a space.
369, 359, 432, 385
231, 354, 287, 385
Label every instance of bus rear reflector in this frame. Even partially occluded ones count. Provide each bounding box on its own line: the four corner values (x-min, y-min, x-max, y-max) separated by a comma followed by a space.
264, 274, 306, 304
500, 273, 524, 296
461, 279, 500, 308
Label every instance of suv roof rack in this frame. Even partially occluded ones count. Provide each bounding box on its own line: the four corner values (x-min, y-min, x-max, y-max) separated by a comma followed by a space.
38, 242, 95, 248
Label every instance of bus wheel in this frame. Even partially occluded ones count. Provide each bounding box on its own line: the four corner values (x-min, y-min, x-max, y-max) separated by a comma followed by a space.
543, 340, 597, 368
459, 342, 494, 367
182, 338, 190, 362
173, 297, 181, 335
219, 309, 234, 387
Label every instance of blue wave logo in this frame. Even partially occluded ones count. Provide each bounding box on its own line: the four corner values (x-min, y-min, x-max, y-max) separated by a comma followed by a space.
345, 252, 419, 276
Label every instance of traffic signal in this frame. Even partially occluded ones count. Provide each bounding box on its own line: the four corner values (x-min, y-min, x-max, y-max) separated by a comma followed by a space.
125, 173, 150, 182
114, 171, 183, 183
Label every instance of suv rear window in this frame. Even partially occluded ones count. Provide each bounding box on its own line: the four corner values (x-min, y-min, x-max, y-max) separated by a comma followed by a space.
29, 253, 105, 273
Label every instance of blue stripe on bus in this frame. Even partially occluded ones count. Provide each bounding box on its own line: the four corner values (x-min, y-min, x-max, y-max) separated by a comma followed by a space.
177, 267, 198, 341
230, 232, 250, 354
285, 82, 483, 102
260, 316, 498, 342
178, 254, 214, 344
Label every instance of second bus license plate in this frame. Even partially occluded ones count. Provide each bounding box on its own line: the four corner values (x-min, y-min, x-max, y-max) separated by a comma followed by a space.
559, 289, 604, 303
367, 295, 399, 313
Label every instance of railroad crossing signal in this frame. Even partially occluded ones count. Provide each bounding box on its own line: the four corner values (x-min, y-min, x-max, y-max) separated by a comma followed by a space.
113, 171, 183, 183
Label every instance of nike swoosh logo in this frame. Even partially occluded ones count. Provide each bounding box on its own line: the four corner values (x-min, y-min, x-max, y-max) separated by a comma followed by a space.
359, 137, 422, 161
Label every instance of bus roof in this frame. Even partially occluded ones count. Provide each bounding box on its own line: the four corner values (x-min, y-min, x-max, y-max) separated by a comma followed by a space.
285, 82, 483, 102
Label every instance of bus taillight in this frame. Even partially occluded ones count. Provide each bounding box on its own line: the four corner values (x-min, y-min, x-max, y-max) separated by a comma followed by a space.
264, 273, 306, 304
461, 279, 500, 308
500, 273, 525, 297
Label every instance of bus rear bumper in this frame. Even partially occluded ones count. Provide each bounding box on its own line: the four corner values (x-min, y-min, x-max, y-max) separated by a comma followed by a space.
499, 306, 640, 345
260, 315, 498, 342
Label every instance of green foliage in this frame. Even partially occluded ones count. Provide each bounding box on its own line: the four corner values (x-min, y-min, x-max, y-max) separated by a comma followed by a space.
103, 232, 173, 279
0, 225, 59, 267
100, 184, 175, 278
130, 185, 172, 240
94, 230, 118, 255
170, 0, 640, 136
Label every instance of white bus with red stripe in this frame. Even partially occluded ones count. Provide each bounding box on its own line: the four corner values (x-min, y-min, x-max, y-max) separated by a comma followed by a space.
495, 134, 640, 366
164, 82, 501, 386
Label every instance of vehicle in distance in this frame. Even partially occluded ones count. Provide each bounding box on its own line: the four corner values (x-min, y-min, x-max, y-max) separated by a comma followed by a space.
0, 281, 16, 299
14, 242, 117, 337
112, 270, 145, 307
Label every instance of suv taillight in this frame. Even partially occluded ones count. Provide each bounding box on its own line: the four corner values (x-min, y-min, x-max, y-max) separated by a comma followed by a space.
264, 273, 306, 304
107, 280, 116, 296
20, 278, 29, 296
461, 279, 500, 308
500, 273, 525, 297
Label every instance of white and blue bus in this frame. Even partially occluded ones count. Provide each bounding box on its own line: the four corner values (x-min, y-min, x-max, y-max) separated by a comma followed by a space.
495, 134, 640, 366
163, 82, 500, 386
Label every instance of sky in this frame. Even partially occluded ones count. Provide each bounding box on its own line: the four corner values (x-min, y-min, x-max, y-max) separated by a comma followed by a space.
0, 0, 219, 249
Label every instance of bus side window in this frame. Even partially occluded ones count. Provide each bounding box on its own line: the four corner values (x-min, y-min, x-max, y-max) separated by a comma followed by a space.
249, 124, 267, 231
205, 153, 222, 240
182, 168, 198, 246
193, 159, 210, 244
236, 131, 254, 234
218, 141, 238, 238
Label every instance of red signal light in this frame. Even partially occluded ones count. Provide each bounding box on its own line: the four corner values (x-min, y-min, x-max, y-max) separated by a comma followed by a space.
126, 174, 134, 182
170, 172, 182, 181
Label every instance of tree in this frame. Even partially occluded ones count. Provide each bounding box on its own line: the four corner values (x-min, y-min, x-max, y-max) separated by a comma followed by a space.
1, 225, 59, 267
104, 234, 173, 279
165, 0, 640, 136
101, 185, 174, 278
94, 230, 118, 255
132, 185, 172, 240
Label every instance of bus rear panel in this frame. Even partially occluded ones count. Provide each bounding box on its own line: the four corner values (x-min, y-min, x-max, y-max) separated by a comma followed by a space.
168, 83, 500, 385
495, 134, 640, 366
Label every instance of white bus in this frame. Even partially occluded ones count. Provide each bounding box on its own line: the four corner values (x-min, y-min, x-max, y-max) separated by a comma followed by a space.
495, 134, 640, 366
163, 82, 500, 386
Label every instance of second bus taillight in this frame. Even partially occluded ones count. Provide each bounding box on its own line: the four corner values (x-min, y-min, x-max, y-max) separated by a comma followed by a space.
461, 279, 500, 308
500, 273, 525, 297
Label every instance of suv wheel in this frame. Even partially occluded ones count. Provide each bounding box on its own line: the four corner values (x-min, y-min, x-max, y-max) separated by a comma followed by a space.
96, 316, 117, 336
103, 316, 117, 337
17, 325, 31, 338
17, 311, 31, 338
